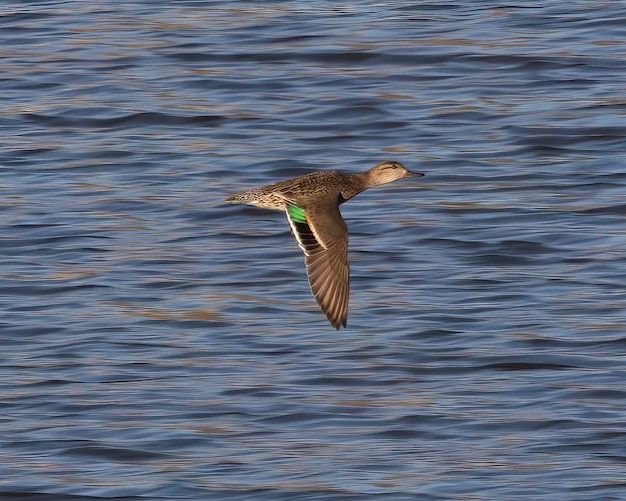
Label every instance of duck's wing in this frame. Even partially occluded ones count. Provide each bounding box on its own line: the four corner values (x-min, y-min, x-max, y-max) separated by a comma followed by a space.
282, 196, 349, 329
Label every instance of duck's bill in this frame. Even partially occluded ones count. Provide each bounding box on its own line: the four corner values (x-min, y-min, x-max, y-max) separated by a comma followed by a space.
404, 170, 425, 178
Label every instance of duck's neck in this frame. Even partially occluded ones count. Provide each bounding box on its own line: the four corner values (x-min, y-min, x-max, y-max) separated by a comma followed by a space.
339, 172, 371, 203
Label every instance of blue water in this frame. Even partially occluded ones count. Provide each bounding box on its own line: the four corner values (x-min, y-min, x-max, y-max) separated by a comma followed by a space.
2, 2, 626, 500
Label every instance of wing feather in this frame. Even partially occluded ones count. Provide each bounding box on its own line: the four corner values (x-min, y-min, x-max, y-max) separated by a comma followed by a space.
284, 198, 349, 329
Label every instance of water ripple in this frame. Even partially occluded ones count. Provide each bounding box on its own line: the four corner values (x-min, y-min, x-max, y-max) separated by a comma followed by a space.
2, 1, 626, 500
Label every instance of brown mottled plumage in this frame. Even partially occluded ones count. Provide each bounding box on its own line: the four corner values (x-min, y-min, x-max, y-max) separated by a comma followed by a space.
225, 161, 424, 329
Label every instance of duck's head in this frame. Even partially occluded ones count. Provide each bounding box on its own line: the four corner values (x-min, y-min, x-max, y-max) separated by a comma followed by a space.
367, 161, 424, 185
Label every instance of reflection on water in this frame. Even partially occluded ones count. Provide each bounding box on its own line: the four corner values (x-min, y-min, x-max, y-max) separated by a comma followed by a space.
2, 1, 626, 500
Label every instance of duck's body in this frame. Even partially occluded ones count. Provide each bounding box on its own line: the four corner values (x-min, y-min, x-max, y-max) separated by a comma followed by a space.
228, 170, 376, 210
226, 161, 424, 329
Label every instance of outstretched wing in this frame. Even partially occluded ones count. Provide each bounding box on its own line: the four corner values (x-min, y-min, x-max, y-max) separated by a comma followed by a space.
284, 199, 349, 329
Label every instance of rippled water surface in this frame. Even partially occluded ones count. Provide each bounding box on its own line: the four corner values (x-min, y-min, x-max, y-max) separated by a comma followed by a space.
3, 2, 626, 500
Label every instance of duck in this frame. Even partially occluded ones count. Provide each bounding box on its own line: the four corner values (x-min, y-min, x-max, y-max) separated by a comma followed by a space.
225, 161, 424, 329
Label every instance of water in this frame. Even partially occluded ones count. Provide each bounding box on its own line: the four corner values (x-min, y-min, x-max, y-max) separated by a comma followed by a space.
2, 2, 626, 499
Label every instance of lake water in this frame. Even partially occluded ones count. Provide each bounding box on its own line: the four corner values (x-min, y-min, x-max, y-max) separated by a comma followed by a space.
2, 2, 626, 500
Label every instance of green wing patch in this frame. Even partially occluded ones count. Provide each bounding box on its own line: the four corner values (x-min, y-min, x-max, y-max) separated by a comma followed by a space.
287, 204, 307, 224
